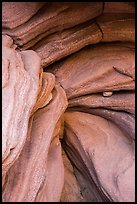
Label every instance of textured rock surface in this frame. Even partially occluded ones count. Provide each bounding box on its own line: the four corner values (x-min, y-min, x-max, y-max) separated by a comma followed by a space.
68, 90, 135, 140
2, 35, 42, 176
34, 21, 102, 67
96, 13, 135, 42
2, 2, 135, 202
2, 86, 68, 202
2, 2, 46, 29
68, 107, 135, 141
33, 13, 135, 67
68, 91, 135, 114
47, 43, 134, 99
63, 111, 135, 202
2, 2, 103, 47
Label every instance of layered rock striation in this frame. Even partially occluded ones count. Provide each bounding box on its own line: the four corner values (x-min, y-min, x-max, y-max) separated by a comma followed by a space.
2, 2, 135, 202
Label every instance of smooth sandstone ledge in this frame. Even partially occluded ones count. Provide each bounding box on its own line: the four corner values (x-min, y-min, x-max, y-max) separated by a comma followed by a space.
68, 91, 135, 115
31, 72, 55, 115
26, 20, 102, 67
96, 13, 135, 42
2, 35, 42, 176
2, 2, 46, 29
63, 111, 135, 202
68, 90, 135, 140
46, 42, 135, 99
2, 2, 103, 46
19, 14, 134, 68
67, 107, 135, 141
34, 115, 65, 202
2, 85, 68, 202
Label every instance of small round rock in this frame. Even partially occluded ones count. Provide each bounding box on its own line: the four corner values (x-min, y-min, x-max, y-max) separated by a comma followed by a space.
102, 91, 113, 97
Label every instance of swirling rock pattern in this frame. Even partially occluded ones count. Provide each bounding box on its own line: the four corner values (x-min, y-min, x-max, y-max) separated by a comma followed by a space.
2, 35, 42, 176
2, 2, 135, 202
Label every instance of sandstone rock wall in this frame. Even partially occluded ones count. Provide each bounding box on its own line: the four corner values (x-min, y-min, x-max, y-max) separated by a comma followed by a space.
2, 2, 135, 202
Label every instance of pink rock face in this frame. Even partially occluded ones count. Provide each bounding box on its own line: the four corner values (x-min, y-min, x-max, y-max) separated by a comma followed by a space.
63, 111, 135, 202
47, 42, 134, 99
2, 2, 46, 29
68, 91, 135, 140
68, 91, 135, 114
96, 13, 135, 42
2, 86, 68, 202
2, 35, 41, 176
34, 12, 134, 67
34, 21, 102, 67
2, 2, 135, 203
2, 2, 103, 47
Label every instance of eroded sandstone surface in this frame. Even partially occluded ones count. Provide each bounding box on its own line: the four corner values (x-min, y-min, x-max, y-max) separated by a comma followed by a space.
2, 2, 135, 202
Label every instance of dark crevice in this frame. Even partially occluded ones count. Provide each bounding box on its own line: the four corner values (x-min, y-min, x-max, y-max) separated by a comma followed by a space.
61, 127, 113, 202
95, 20, 104, 42
113, 66, 134, 80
